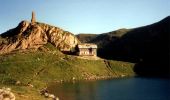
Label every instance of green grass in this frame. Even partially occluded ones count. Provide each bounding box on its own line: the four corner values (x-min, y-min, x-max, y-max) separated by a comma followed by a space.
108, 60, 135, 76
0, 45, 135, 99
0, 51, 135, 86
0, 84, 46, 100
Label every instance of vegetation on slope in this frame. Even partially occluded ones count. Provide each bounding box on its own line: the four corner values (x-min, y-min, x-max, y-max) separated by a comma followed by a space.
100, 16, 170, 77
0, 42, 135, 100
0, 48, 135, 87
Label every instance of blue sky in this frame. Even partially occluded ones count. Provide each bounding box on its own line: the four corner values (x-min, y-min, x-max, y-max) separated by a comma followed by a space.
0, 0, 170, 34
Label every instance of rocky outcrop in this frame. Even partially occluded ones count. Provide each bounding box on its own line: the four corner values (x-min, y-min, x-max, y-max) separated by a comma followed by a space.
0, 21, 80, 54
0, 87, 15, 100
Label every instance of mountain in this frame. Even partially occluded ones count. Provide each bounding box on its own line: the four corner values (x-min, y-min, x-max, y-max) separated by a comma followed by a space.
0, 21, 80, 54
77, 16, 170, 77
0, 19, 135, 100
117, 16, 170, 76
0, 13, 136, 100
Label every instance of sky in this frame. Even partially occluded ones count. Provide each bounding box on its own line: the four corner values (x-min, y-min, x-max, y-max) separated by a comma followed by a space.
0, 0, 170, 34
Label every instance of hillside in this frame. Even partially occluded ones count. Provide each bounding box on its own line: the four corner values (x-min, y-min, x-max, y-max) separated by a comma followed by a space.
0, 16, 135, 99
115, 16, 170, 76
0, 12, 169, 99
78, 16, 170, 77
77, 28, 130, 48
0, 43, 135, 85
0, 42, 135, 99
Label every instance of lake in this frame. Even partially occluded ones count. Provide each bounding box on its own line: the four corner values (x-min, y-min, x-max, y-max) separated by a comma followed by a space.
48, 77, 170, 100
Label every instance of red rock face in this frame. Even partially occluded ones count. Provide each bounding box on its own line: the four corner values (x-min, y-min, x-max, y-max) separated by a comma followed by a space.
0, 21, 80, 54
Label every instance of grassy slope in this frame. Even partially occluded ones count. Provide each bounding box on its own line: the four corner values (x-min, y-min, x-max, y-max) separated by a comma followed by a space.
0, 43, 135, 100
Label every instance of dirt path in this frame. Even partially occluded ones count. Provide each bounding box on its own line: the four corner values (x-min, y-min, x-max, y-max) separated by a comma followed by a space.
103, 60, 117, 76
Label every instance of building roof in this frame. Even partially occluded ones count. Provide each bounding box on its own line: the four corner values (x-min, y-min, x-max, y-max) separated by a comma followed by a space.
77, 43, 97, 49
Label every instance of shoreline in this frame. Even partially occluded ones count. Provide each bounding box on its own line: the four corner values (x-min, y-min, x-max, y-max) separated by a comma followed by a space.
0, 74, 135, 100
50, 74, 134, 84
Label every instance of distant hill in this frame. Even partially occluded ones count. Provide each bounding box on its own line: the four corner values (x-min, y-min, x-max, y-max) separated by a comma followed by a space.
0, 21, 80, 54
76, 33, 97, 43
77, 28, 130, 48
78, 16, 170, 77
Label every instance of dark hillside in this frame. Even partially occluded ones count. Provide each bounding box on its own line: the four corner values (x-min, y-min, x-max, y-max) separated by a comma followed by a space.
99, 16, 170, 76
78, 16, 170, 77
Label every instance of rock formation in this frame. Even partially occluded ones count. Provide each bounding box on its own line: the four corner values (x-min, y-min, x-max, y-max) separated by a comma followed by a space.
0, 13, 80, 54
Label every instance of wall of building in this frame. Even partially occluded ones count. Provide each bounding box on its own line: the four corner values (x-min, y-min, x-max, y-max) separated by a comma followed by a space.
78, 48, 97, 56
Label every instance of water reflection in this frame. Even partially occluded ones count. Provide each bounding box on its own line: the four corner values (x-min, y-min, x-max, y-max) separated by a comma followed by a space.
48, 77, 170, 100
48, 81, 99, 100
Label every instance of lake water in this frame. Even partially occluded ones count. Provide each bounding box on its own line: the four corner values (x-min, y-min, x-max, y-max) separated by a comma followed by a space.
48, 77, 170, 100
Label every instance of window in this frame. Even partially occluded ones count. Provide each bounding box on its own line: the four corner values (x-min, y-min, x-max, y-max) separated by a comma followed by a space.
89, 48, 92, 54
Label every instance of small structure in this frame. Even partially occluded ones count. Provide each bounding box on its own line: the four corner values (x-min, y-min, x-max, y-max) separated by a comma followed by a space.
31, 11, 36, 24
76, 43, 97, 56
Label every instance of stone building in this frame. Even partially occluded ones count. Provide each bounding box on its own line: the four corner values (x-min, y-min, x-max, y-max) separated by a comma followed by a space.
76, 43, 97, 56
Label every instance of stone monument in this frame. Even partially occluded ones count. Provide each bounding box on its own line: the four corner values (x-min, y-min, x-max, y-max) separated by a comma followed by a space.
31, 11, 36, 24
